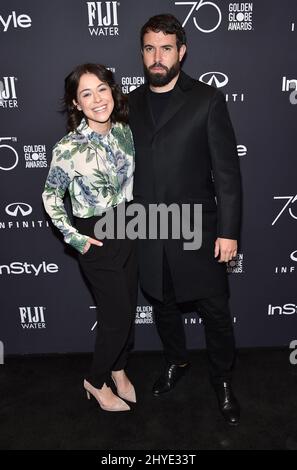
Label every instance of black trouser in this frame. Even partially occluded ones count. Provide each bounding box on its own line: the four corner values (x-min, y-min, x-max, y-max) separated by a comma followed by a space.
75, 215, 138, 388
145, 251, 236, 385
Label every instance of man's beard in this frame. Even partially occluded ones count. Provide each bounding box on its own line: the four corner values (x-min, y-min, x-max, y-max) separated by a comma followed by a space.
144, 61, 180, 87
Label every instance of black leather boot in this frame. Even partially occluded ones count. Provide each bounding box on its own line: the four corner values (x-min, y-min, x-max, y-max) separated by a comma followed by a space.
152, 363, 190, 396
214, 381, 240, 426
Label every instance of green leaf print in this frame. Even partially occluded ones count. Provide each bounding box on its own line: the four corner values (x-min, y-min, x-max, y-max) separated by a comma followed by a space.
86, 148, 94, 163
57, 149, 72, 161
111, 126, 133, 156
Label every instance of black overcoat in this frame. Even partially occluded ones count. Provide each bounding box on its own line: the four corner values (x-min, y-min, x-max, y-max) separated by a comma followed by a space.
128, 71, 242, 302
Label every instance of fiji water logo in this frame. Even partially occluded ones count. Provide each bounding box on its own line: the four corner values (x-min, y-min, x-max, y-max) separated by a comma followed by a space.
19, 306, 46, 329
87, 1, 119, 36
0, 77, 18, 108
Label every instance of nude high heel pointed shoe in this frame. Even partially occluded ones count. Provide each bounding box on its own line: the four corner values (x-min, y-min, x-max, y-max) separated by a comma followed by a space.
84, 380, 130, 412
111, 375, 137, 403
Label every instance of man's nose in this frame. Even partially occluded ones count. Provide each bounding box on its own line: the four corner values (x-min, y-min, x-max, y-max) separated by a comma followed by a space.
154, 48, 162, 63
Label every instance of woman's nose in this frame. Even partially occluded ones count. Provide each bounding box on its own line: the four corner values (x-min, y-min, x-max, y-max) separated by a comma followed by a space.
94, 92, 102, 102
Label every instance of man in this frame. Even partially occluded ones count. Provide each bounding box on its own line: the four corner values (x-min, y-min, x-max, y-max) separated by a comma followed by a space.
128, 14, 242, 425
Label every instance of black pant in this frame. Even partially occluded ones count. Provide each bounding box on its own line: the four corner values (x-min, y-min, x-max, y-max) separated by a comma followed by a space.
145, 251, 236, 385
75, 215, 138, 388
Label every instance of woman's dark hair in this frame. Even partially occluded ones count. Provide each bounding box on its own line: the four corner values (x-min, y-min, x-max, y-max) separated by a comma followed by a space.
140, 14, 187, 51
63, 63, 128, 132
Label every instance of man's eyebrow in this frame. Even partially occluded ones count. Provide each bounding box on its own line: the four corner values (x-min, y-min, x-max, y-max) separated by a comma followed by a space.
143, 44, 174, 47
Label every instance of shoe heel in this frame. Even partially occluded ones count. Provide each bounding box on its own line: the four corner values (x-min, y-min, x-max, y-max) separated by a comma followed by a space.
86, 390, 91, 400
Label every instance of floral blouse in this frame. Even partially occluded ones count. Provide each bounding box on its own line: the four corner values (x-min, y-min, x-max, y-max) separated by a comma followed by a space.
42, 118, 135, 254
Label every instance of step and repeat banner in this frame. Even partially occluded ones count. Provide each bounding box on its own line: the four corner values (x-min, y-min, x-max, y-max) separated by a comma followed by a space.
0, 0, 296, 355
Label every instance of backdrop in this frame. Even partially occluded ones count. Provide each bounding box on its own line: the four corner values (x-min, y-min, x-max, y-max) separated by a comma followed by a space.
0, 0, 296, 355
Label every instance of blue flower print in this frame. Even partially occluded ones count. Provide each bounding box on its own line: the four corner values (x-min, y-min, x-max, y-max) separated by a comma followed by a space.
46, 166, 71, 191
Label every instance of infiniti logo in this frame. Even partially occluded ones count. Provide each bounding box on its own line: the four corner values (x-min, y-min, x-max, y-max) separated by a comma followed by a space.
290, 250, 297, 262
5, 202, 32, 217
199, 72, 229, 88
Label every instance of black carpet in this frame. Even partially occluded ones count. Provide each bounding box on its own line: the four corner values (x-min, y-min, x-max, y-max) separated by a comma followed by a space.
0, 349, 296, 450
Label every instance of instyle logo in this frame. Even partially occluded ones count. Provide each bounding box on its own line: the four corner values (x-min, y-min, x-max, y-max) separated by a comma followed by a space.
282, 76, 297, 92
282, 76, 297, 105
0, 11, 32, 32
19, 307, 46, 329
87, 1, 119, 36
0, 77, 18, 108
268, 304, 297, 316
0, 262, 59, 276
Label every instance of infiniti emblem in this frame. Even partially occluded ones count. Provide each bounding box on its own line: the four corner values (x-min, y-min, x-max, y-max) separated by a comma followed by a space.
5, 202, 32, 217
199, 72, 229, 88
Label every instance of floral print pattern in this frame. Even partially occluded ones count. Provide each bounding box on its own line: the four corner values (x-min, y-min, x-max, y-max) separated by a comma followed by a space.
42, 119, 134, 253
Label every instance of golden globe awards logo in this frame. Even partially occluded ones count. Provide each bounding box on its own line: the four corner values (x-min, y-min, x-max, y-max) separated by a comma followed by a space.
87, 1, 119, 36
135, 306, 153, 325
121, 76, 144, 94
23, 144, 48, 168
226, 253, 244, 274
228, 3, 253, 31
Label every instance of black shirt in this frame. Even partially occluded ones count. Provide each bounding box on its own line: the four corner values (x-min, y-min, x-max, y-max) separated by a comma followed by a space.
148, 88, 174, 125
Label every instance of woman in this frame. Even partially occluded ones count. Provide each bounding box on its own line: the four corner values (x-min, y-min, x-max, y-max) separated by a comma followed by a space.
42, 64, 137, 412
